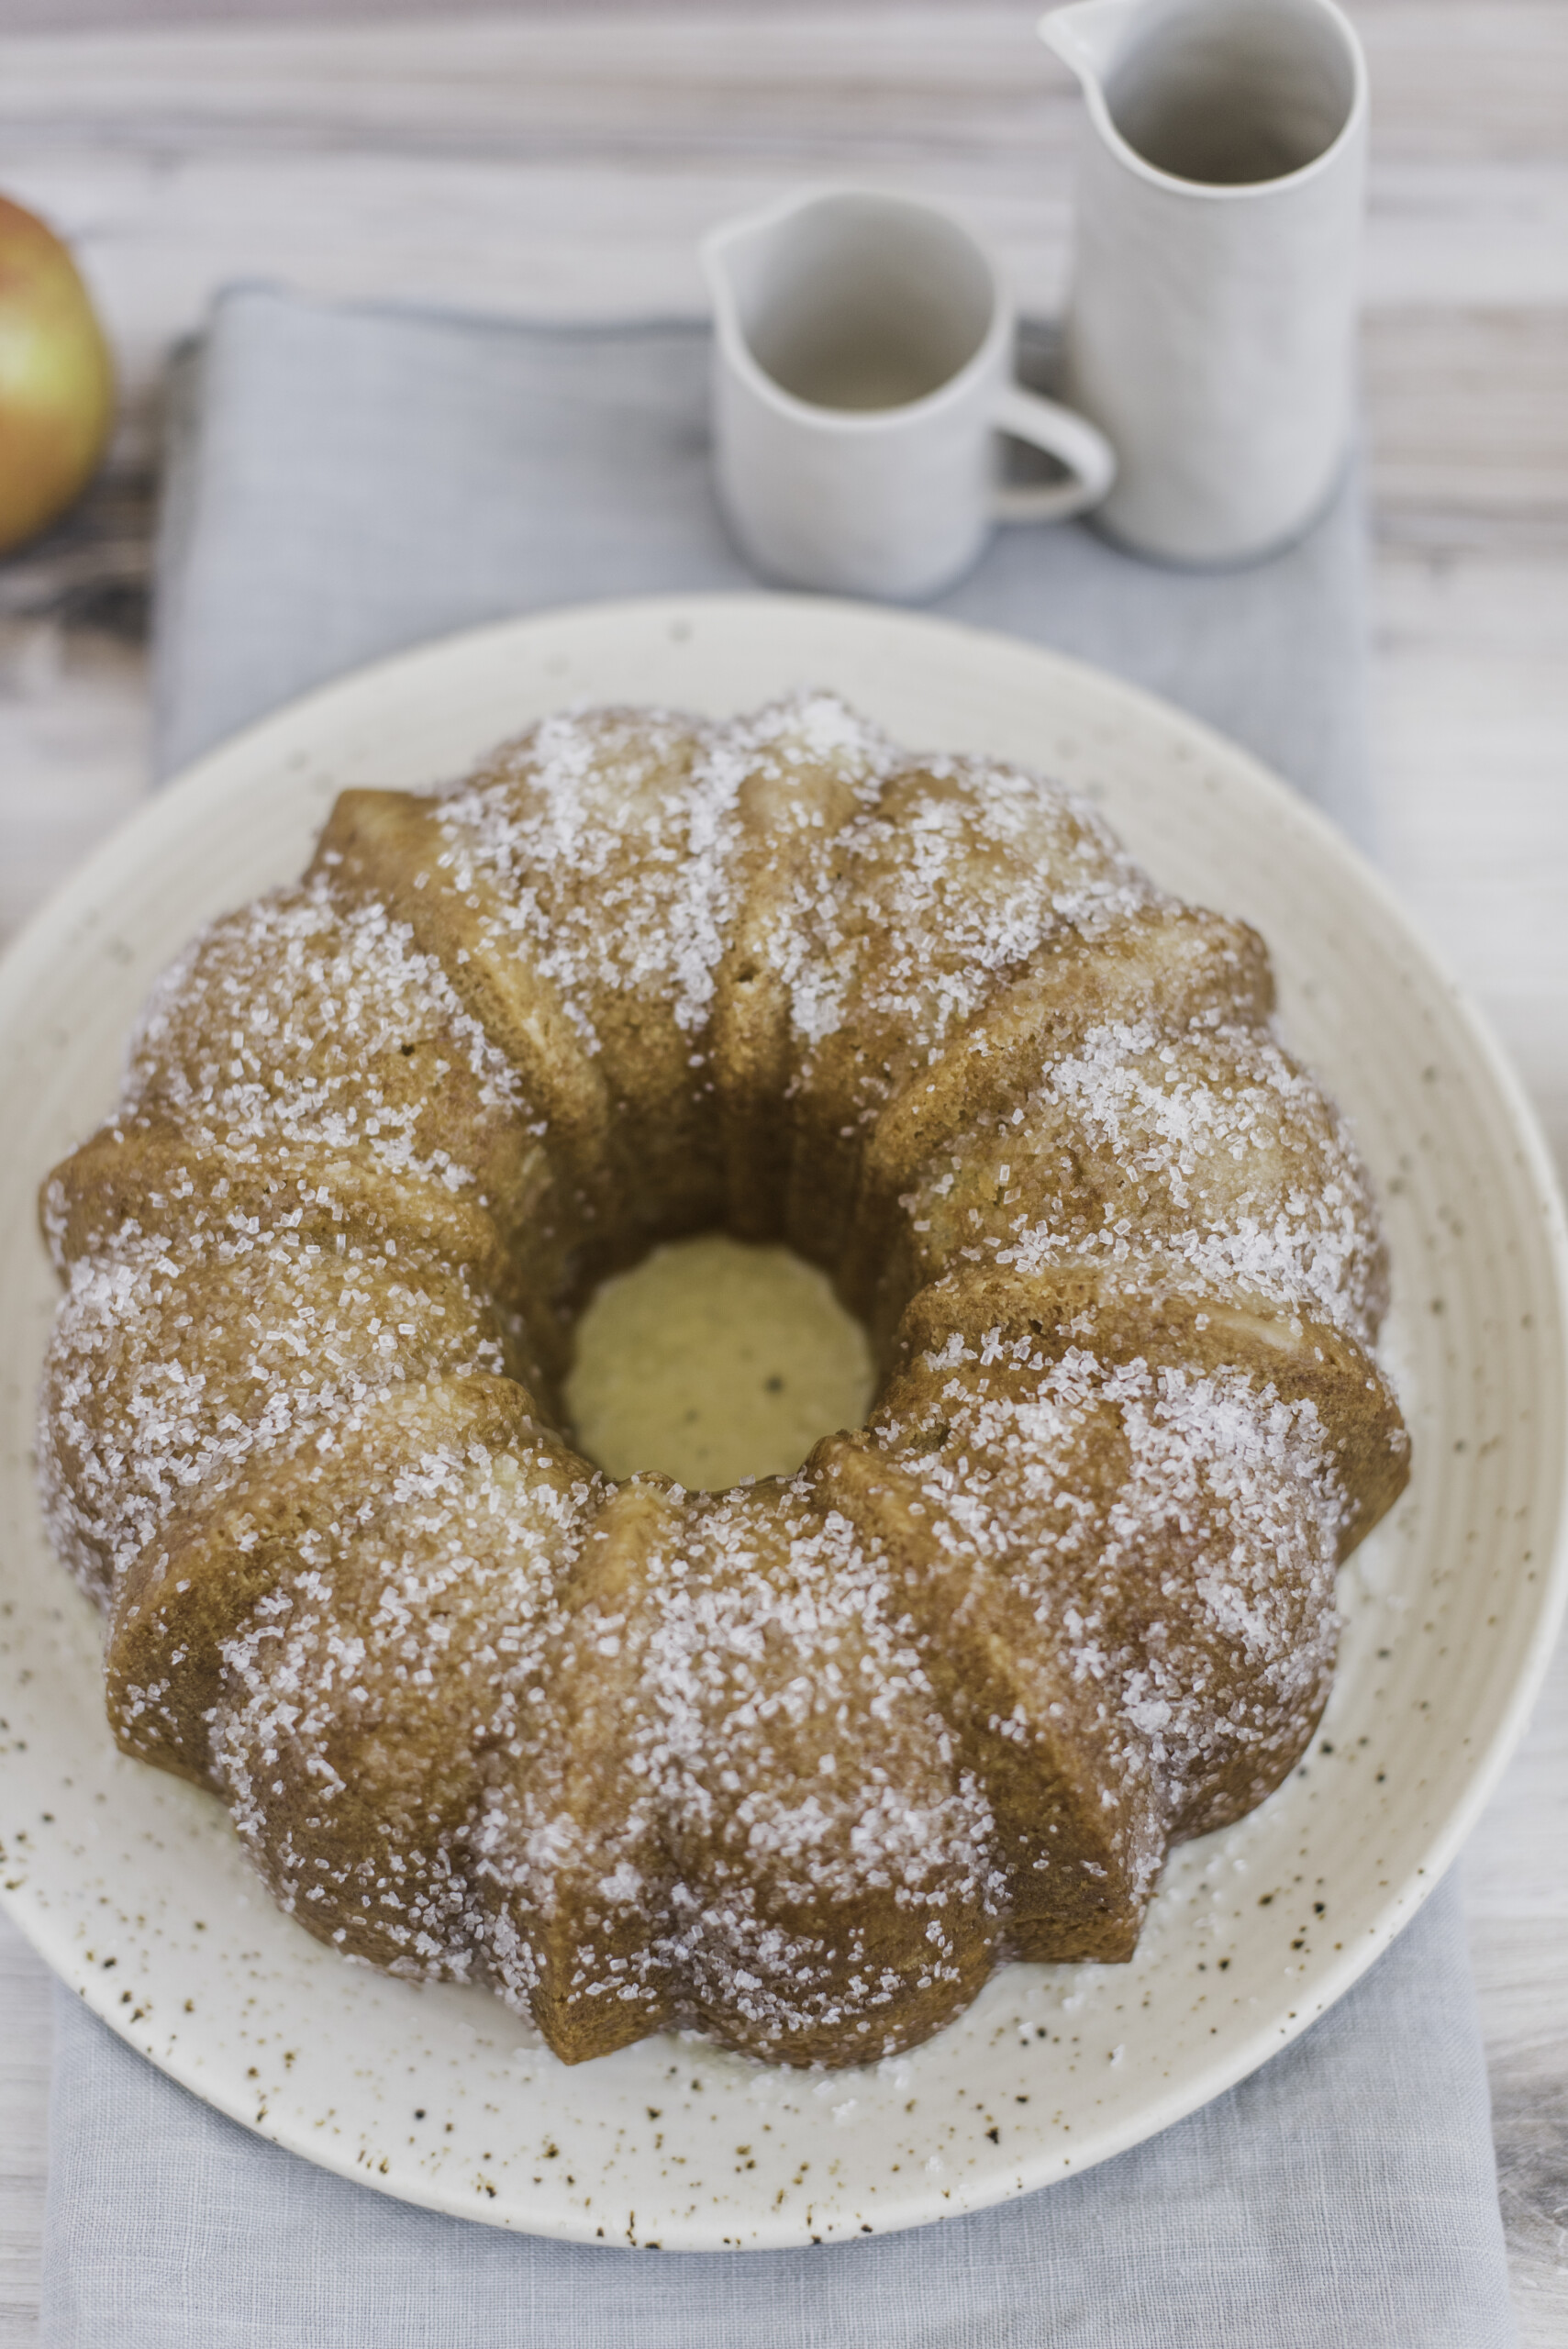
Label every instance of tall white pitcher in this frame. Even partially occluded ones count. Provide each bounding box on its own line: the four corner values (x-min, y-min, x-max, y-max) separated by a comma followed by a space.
1040, 0, 1367, 564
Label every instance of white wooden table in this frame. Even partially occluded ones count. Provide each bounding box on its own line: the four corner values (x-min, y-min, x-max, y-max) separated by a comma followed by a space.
0, 5, 1564, 2338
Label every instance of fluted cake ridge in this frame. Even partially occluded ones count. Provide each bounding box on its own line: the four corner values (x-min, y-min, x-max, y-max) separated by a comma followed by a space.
37, 693, 1408, 2067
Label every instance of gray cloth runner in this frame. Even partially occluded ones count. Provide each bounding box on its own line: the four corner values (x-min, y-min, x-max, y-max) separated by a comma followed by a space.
40, 283, 1513, 2345
152, 286, 1373, 841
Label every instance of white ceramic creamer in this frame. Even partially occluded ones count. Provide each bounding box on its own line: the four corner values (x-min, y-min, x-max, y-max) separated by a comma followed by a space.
1040, 0, 1367, 564
703, 187, 1116, 600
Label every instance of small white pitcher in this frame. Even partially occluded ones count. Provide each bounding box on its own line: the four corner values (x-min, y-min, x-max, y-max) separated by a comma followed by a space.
702, 188, 1116, 601
1040, 0, 1367, 564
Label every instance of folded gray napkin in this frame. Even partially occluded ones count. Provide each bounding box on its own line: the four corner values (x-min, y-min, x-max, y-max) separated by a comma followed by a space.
153, 287, 1373, 842
40, 284, 1515, 2347
44, 1879, 1512, 2348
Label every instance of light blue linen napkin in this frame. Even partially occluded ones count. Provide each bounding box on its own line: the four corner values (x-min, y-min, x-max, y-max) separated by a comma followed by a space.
39, 284, 1515, 2346
152, 288, 1373, 842
44, 1875, 1511, 2348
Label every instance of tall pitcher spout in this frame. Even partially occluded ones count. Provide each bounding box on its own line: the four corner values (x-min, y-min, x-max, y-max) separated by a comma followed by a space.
1038, 0, 1143, 95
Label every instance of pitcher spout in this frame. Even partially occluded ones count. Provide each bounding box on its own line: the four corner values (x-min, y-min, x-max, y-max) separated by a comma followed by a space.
1038, 0, 1144, 93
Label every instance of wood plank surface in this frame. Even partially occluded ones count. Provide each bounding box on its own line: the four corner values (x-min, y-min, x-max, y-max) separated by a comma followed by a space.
0, 5, 1563, 2339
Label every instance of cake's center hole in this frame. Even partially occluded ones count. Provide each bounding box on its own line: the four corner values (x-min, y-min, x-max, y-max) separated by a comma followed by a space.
564, 1234, 875, 1491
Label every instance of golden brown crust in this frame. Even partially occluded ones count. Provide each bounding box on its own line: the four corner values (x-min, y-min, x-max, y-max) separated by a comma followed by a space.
37, 694, 1410, 2067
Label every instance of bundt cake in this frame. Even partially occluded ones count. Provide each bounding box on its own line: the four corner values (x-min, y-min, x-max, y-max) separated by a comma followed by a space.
38, 692, 1409, 2068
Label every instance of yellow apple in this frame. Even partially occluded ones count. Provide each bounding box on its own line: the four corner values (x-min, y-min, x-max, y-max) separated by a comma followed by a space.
0, 195, 115, 553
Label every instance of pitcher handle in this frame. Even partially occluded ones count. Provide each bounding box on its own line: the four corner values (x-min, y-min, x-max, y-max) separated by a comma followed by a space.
991, 384, 1117, 522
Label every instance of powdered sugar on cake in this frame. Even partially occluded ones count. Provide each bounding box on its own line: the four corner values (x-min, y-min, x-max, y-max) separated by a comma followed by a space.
35, 692, 1408, 2067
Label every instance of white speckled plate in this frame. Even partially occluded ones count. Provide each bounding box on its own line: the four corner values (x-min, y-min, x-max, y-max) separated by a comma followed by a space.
2, 596, 1565, 2250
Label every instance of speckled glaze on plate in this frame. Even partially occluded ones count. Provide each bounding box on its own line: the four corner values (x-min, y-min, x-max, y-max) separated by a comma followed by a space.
2, 596, 1564, 2250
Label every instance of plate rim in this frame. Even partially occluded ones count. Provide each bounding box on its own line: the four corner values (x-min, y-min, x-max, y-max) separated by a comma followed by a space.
4, 589, 1566, 2246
